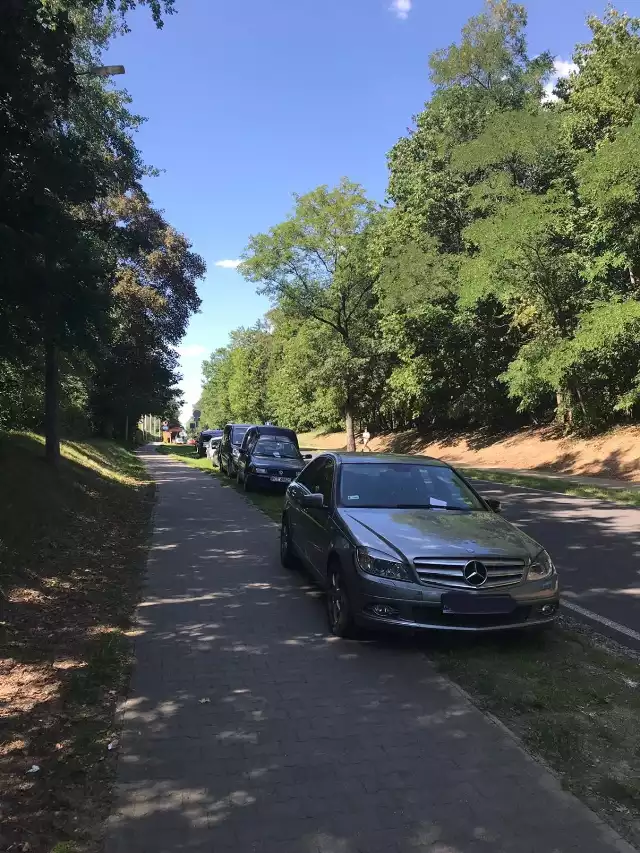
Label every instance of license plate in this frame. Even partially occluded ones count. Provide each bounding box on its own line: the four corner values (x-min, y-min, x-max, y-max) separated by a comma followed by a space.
441, 593, 515, 615
270, 476, 292, 483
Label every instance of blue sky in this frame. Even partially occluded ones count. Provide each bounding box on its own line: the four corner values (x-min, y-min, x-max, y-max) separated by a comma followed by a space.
106, 0, 603, 424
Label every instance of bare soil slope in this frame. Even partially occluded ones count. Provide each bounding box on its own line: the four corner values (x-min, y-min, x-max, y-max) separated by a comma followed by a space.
298, 425, 640, 483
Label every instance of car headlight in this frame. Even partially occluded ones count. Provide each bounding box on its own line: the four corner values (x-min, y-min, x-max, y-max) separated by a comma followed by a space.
527, 550, 555, 580
355, 547, 413, 581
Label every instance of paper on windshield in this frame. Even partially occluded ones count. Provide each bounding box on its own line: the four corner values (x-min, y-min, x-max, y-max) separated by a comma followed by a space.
429, 497, 447, 507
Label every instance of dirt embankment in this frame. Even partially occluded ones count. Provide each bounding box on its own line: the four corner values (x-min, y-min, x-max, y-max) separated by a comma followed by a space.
297, 425, 640, 483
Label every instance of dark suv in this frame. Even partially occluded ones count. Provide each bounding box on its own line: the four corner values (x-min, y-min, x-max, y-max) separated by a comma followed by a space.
236, 426, 311, 491
218, 424, 253, 477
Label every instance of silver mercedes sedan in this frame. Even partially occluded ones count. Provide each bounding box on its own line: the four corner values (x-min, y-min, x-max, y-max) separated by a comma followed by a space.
280, 453, 559, 637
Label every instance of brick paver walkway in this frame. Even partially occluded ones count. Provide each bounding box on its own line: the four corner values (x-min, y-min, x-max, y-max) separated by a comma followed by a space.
106, 448, 635, 853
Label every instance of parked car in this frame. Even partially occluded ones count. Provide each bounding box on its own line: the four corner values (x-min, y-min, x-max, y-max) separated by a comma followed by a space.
174, 435, 185, 445
218, 423, 254, 477
205, 431, 223, 463
187, 438, 197, 446
236, 426, 311, 490
280, 453, 559, 638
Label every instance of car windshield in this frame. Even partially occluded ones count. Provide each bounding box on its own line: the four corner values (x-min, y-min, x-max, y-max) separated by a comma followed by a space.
338, 462, 485, 511
254, 437, 300, 459
231, 428, 249, 446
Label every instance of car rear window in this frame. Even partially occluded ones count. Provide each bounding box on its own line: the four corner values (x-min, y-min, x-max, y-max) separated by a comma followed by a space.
338, 463, 484, 511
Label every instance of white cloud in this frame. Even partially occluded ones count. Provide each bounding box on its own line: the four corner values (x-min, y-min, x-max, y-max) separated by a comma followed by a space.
554, 59, 578, 78
177, 344, 207, 358
543, 58, 578, 102
390, 0, 412, 20
214, 259, 241, 269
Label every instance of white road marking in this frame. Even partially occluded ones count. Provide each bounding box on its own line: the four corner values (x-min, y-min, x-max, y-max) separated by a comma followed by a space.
471, 477, 589, 500
471, 476, 640, 504
561, 600, 640, 643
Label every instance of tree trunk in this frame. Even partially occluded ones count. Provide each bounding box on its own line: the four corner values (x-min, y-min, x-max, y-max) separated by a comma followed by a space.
556, 388, 573, 429
345, 406, 356, 452
44, 340, 60, 465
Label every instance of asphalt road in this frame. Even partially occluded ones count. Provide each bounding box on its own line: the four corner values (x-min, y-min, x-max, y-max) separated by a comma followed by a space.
469, 478, 640, 650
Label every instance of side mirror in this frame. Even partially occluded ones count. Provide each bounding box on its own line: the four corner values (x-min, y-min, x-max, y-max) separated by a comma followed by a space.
485, 498, 502, 513
303, 454, 313, 460
301, 492, 325, 509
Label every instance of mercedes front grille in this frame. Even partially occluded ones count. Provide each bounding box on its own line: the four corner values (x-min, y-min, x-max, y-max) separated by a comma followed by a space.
413, 557, 525, 589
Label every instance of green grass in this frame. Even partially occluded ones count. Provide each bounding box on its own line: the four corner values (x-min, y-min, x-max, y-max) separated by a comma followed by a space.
155, 443, 285, 521
429, 625, 640, 846
459, 466, 640, 506
0, 432, 154, 853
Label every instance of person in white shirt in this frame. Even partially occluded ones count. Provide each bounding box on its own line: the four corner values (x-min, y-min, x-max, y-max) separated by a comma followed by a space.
361, 427, 371, 452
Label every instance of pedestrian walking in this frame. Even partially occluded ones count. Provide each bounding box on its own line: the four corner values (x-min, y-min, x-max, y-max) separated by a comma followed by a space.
361, 426, 371, 452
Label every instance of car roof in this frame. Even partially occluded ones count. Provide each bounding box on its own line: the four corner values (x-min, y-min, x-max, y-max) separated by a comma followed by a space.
252, 425, 297, 437
318, 452, 450, 467
226, 423, 253, 429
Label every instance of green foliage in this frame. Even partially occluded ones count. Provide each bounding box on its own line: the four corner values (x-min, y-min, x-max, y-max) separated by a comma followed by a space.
240, 179, 382, 448
0, 0, 202, 443
561, 8, 640, 151
201, 1, 640, 437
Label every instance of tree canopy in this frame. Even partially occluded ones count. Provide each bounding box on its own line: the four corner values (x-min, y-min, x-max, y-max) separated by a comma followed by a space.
200, 2, 640, 438
0, 0, 204, 451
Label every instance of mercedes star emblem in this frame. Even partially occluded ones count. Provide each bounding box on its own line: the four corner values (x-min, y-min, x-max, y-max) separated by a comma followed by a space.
279, 470, 283, 476
463, 560, 488, 587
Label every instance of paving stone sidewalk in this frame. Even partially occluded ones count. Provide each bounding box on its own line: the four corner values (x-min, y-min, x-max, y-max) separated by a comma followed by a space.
106, 448, 636, 853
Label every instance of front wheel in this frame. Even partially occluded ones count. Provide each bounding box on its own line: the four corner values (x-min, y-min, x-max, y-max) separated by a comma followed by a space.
280, 517, 297, 569
327, 564, 357, 638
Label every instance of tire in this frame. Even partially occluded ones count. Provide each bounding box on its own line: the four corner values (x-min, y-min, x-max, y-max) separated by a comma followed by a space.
327, 562, 357, 638
280, 517, 297, 570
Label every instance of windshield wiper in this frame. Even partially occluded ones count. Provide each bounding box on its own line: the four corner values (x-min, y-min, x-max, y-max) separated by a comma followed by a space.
394, 504, 473, 511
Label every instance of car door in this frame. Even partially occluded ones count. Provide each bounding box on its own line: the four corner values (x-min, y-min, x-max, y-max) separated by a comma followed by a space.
238, 430, 256, 479
221, 426, 232, 469
287, 457, 325, 565
300, 457, 335, 582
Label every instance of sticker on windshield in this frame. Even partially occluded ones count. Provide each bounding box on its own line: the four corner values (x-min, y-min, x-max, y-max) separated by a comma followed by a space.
430, 497, 447, 507
347, 495, 360, 501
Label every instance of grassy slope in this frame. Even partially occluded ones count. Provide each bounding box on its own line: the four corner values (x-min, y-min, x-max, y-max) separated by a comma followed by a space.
298, 428, 640, 506
0, 433, 154, 853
